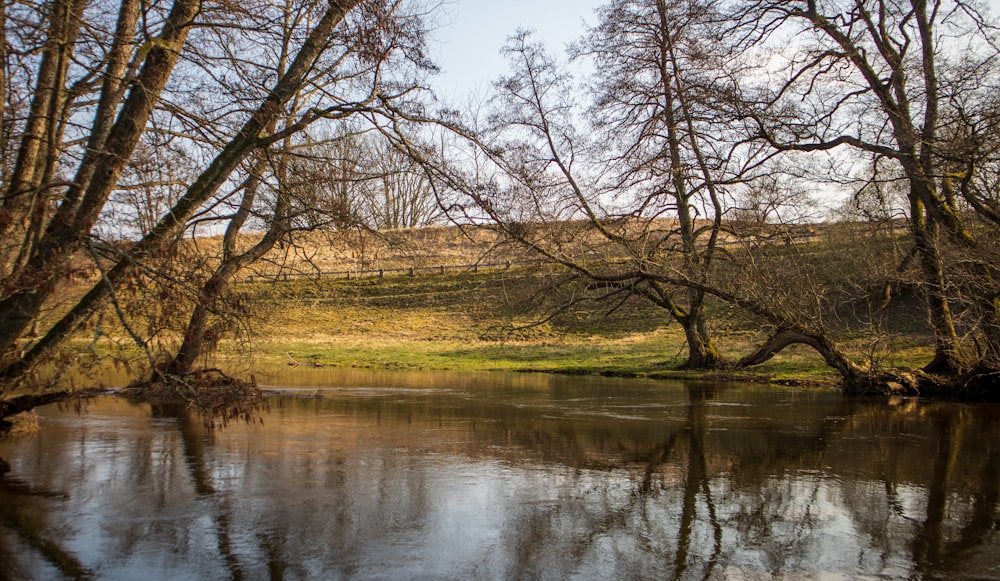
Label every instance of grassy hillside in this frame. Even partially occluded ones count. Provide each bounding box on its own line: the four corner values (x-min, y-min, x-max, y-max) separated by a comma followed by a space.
51, 222, 935, 386
227, 262, 926, 385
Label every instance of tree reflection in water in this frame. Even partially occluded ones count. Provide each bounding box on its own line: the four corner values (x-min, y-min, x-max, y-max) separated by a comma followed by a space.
0, 372, 998, 578
0, 459, 90, 580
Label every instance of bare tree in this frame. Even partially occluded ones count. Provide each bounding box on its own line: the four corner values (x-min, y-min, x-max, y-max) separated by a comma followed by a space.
131, 1, 434, 379
394, 2, 746, 369
728, 0, 1000, 375
568, 0, 747, 367
385, 0, 999, 392
358, 137, 441, 229
0, 0, 200, 367
0, 0, 411, 387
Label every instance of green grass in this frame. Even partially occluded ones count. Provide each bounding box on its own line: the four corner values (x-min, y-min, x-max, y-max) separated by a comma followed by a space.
213, 267, 920, 385
63, 261, 934, 386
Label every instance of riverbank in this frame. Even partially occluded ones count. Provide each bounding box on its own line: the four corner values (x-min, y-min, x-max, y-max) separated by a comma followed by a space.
25, 222, 941, 393
207, 266, 932, 388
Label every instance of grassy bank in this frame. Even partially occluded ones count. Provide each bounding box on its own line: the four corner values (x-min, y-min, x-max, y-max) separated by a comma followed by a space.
214, 265, 933, 386
26, 222, 936, 390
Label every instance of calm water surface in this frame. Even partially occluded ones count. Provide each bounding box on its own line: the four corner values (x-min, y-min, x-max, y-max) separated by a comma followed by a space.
1, 369, 999, 579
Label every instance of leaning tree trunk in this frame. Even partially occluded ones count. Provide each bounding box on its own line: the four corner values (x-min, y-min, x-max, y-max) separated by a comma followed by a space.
735, 326, 869, 387
0, 0, 88, 268
0, 0, 201, 360
162, 228, 289, 378
162, 158, 285, 377
0, 0, 361, 382
162, 277, 225, 378
733, 325, 948, 395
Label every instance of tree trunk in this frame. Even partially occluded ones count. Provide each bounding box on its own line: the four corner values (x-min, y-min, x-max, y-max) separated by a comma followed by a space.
163, 160, 284, 377
980, 292, 1000, 369
637, 283, 723, 370
0, 0, 88, 260
735, 326, 867, 385
163, 287, 216, 378
678, 315, 722, 369
910, 201, 965, 375
163, 230, 289, 377
0, 0, 361, 379
0, 0, 201, 360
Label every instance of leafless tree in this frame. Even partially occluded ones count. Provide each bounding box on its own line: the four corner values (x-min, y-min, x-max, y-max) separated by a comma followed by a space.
727, 0, 1000, 376
0, 0, 439, 389
568, 0, 753, 367
294, 131, 442, 231
140, 2, 433, 379
390, 0, 749, 369
385, 0, 1000, 391
357, 136, 441, 229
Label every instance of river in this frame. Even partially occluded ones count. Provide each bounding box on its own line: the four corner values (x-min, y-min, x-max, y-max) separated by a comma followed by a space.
1, 369, 998, 579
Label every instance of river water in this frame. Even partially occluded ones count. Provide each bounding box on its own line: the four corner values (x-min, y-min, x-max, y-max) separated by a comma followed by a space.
1, 369, 998, 580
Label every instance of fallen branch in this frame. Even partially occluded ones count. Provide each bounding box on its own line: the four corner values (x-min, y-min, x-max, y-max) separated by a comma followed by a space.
119, 368, 270, 429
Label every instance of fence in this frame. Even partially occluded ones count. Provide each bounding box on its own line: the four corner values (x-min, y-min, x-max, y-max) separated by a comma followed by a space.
243, 259, 550, 283
242, 227, 821, 283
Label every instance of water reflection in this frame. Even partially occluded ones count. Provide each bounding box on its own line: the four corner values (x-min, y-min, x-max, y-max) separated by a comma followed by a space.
1, 372, 999, 579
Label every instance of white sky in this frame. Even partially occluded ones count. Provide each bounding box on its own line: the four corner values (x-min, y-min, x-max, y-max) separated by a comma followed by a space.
426, 0, 605, 103
425, 0, 1000, 104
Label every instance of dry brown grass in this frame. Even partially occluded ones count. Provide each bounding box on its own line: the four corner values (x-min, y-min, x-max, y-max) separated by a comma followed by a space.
193, 225, 529, 278
44, 220, 930, 385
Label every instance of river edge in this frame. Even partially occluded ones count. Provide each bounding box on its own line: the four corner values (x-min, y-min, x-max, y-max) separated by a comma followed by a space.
1, 364, 835, 437
11, 352, 1000, 439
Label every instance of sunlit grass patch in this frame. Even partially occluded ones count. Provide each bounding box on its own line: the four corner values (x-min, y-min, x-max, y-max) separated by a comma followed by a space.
70, 263, 937, 387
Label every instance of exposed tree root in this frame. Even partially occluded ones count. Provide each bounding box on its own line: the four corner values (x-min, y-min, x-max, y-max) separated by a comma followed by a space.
843, 368, 1000, 398
734, 327, 1000, 399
